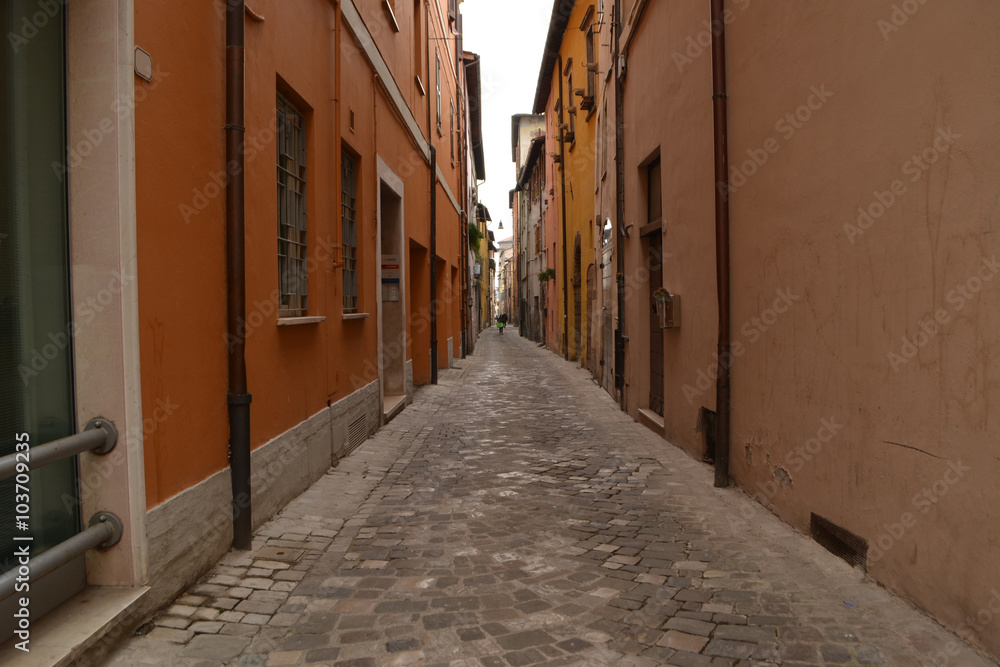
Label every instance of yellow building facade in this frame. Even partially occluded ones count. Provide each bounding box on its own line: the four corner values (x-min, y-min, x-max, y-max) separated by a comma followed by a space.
534, 2, 599, 365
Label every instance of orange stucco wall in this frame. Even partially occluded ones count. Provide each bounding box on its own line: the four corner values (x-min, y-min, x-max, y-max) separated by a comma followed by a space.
136, 0, 466, 508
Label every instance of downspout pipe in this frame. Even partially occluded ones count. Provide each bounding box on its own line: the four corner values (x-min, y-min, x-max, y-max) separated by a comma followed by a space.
225, 0, 253, 548
613, 0, 626, 411
558, 55, 569, 361
711, 0, 732, 488
425, 1, 439, 385
430, 146, 438, 384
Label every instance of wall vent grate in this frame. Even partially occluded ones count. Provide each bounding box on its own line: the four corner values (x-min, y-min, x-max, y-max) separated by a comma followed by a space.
699, 407, 717, 463
348, 415, 367, 451
811, 513, 868, 572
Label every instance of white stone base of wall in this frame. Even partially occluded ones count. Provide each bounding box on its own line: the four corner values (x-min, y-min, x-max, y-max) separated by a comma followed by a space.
405, 360, 414, 405
141, 379, 382, 619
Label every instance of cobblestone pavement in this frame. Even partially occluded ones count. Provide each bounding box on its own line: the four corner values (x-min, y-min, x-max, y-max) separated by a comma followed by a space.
105, 329, 996, 667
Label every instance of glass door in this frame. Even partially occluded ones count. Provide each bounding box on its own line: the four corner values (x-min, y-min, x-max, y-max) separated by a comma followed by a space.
0, 0, 85, 638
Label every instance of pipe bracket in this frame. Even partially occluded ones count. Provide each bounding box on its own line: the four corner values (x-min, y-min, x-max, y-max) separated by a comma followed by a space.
88, 512, 124, 549
83, 418, 118, 455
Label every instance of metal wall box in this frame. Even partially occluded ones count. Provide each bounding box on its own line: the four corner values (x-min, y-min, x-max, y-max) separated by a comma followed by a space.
655, 292, 680, 329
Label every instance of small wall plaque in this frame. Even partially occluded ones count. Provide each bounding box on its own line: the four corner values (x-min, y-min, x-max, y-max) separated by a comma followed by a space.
134, 47, 153, 82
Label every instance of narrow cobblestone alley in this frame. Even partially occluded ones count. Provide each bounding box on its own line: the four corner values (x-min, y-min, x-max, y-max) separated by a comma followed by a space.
104, 331, 996, 667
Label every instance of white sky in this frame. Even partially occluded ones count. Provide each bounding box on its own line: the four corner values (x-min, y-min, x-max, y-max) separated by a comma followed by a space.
462, 0, 553, 242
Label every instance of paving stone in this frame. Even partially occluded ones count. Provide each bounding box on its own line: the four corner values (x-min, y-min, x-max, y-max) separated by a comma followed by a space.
154, 616, 191, 630
856, 645, 886, 664
821, 643, 853, 663
166, 604, 199, 618
304, 646, 340, 662
704, 638, 754, 659
178, 634, 251, 660
189, 621, 225, 634
242, 614, 272, 626
659, 630, 709, 653
496, 629, 556, 651
712, 624, 775, 642
236, 600, 281, 615
386, 638, 421, 652
145, 627, 195, 644
664, 617, 716, 637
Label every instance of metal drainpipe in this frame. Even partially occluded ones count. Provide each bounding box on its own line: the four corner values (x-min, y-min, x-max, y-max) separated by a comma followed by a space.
711, 0, 732, 488
460, 164, 468, 358
558, 55, 569, 361
430, 146, 438, 384
424, 1, 439, 385
613, 0, 627, 411
458, 104, 466, 358
225, 0, 252, 549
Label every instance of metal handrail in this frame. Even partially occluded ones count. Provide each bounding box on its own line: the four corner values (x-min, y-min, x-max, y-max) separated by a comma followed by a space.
0, 418, 123, 600
0, 418, 117, 481
0, 513, 123, 601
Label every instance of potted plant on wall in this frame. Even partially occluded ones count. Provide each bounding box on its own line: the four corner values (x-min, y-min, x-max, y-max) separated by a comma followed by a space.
538, 268, 555, 282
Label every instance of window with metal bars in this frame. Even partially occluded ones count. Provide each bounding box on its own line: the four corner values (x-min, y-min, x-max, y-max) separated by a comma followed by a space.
277, 93, 308, 315
342, 149, 359, 313
436, 52, 442, 134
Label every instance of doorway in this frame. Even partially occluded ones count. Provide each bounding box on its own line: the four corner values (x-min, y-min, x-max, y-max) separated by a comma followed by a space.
573, 232, 582, 363
378, 173, 405, 420
647, 236, 664, 416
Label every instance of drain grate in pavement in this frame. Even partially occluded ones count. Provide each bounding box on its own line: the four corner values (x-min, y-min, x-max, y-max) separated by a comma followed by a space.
255, 545, 306, 563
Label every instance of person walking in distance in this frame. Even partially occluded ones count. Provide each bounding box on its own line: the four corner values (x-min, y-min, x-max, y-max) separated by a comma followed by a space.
497, 313, 507, 335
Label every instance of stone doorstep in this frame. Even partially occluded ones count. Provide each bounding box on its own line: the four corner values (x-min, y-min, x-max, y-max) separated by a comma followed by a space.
0, 585, 149, 667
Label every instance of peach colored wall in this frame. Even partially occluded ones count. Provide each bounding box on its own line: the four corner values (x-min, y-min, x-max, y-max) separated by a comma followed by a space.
136, 0, 466, 506
620, 0, 718, 450
725, 2, 1000, 655
612, 0, 1000, 657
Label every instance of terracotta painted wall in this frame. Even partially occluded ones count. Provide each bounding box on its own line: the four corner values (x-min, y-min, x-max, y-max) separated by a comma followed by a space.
135, 0, 240, 506
136, 0, 467, 507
